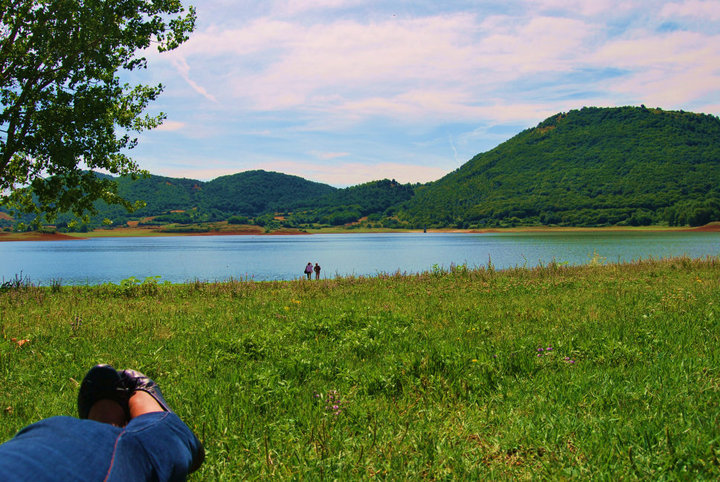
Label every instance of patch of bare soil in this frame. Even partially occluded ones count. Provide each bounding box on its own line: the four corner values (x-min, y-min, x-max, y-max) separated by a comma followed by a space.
0, 232, 81, 242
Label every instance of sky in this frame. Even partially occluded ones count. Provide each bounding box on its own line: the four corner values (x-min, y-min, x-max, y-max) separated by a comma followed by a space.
126, 0, 720, 187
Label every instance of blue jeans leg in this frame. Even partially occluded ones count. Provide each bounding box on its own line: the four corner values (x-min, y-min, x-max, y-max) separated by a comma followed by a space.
0, 412, 202, 482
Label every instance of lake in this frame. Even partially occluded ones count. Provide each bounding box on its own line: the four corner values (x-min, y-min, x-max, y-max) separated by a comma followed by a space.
2, 231, 719, 285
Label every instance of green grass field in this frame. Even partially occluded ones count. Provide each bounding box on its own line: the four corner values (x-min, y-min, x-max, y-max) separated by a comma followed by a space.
1, 257, 719, 478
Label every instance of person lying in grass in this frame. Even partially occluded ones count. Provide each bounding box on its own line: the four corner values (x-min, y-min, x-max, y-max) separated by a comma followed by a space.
0, 365, 204, 481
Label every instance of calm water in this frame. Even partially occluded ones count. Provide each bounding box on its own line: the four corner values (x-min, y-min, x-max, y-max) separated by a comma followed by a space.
1, 231, 719, 285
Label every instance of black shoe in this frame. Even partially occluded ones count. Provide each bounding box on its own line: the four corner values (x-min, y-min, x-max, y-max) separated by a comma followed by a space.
118, 369, 172, 412
77, 364, 129, 419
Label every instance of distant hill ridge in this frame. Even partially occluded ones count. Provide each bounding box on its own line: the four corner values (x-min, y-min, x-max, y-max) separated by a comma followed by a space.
398, 106, 720, 227
12, 106, 718, 230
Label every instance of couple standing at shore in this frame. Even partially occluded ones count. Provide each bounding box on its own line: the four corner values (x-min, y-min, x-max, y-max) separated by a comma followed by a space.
304, 262, 321, 279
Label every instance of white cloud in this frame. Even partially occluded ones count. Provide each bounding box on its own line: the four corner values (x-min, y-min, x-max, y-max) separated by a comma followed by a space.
133, 0, 720, 183
608, 65, 720, 106
592, 30, 720, 105
696, 103, 720, 116
256, 160, 449, 185
275, 0, 365, 16
167, 12, 600, 126
146, 158, 449, 186
156, 121, 186, 132
593, 30, 717, 67
660, 0, 720, 20
310, 151, 351, 160
170, 57, 218, 103
526, 0, 628, 16
476, 15, 595, 73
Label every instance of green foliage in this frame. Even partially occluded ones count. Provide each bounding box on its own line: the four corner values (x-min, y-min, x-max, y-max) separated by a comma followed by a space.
80, 173, 417, 230
227, 215, 249, 225
283, 179, 416, 227
0, 272, 32, 291
1, 258, 719, 478
200, 170, 336, 217
400, 107, 720, 227
665, 198, 720, 226
100, 275, 167, 297
295, 179, 414, 215
0, 0, 196, 224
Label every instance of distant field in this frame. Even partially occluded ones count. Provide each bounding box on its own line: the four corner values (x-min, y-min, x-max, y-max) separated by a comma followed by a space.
1, 257, 718, 478
3, 222, 716, 242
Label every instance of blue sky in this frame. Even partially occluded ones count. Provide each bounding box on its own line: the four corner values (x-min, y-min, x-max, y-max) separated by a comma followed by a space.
127, 0, 720, 186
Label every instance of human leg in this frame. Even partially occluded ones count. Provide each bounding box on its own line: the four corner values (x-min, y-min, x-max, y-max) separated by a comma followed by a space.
0, 365, 128, 481
88, 398, 126, 427
109, 411, 204, 481
110, 369, 205, 479
121, 369, 205, 471
86, 366, 205, 479
0, 416, 125, 482
0, 365, 204, 481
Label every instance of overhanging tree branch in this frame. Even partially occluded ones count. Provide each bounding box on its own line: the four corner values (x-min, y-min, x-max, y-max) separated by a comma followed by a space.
0, 0, 196, 225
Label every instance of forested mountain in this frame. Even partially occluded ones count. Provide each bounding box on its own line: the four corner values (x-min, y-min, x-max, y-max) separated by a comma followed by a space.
284, 179, 416, 226
398, 106, 720, 227
200, 170, 336, 216
50, 170, 338, 226
98, 174, 202, 220
7, 106, 720, 231
40, 171, 417, 229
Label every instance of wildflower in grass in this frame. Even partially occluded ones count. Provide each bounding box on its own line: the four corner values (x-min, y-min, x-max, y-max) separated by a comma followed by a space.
317, 389, 346, 416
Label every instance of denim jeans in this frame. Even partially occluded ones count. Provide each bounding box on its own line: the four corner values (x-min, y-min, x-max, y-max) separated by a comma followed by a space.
0, 411, 203, 481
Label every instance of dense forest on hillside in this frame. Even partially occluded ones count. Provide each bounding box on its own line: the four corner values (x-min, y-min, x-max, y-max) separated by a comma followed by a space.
3, 106, 720, 232
200, 171, 336, 217
9, 171, 415, 231
281, 179, 416, 227
44, 170, 339, 229
399, 107, 720, 228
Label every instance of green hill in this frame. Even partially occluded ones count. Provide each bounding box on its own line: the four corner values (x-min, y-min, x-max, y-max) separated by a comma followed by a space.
286, 179, 416, 226
50, 170, 337, 227
10, 106, 720, 231
87, 173, 416, 229
399, 106, 720, 227
200, 170, 336, 216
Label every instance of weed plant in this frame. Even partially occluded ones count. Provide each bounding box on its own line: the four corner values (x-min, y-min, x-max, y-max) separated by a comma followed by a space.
1, 257, 719, 478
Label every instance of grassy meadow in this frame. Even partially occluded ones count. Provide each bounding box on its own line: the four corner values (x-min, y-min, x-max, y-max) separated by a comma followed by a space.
1, 257, 719, 479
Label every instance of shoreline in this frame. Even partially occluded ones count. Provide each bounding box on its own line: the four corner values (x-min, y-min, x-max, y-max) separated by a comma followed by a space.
1, 223, 719, 242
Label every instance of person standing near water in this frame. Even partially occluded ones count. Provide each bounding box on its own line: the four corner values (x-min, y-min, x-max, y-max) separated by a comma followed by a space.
304, 262, 313, 279
314, 263, 321, 279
